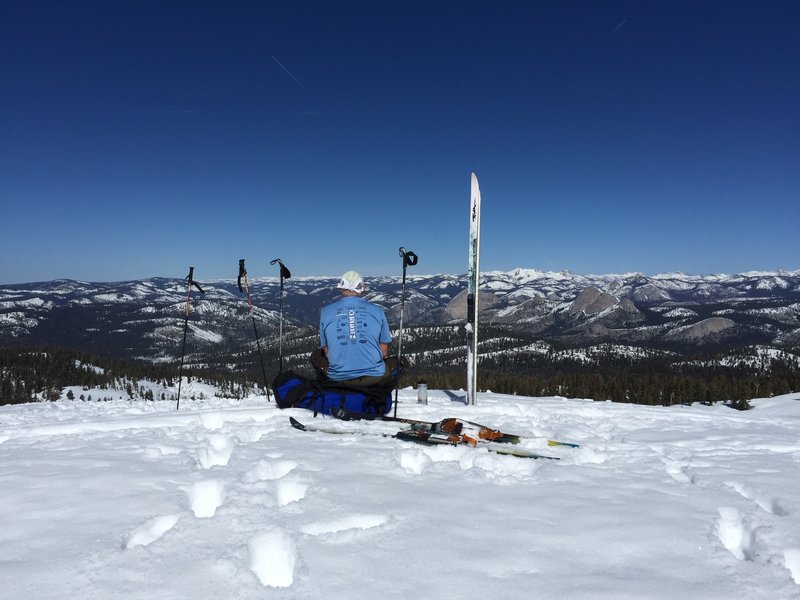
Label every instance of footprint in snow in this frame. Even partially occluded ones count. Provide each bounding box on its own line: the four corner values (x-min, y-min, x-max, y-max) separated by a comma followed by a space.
123, 514, 180, 549
194, 434, 235, 469
717, 506, 755, 561
276, 479, 308, 506
185, 479, 226, 518
784, 549, 800, 585
199, 412, 226, 431
571, 445, 609, 465
300, 513, 388, 537
726, 481, 788, 516
248, 529, 297, 588
398, 450, 432, 475
664, 460, 695, 485
235, 427, 267, 444
241, 459, 298, 483
143, 444, 183, 459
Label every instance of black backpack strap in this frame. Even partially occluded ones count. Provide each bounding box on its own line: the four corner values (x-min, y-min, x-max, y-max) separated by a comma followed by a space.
284, 380, 319, 406
273, 370, 326, 415
318, 380, 392, 397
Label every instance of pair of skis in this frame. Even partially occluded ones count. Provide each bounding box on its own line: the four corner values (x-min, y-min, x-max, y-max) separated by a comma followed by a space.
333, 408, 521, 443
289, 417, 557, 460
467, 172, 481, 406
289, 410, 579, 460
330, 408, 580, 448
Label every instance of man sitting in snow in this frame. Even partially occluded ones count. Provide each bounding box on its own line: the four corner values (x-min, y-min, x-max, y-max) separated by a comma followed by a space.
311, 270, 403, 387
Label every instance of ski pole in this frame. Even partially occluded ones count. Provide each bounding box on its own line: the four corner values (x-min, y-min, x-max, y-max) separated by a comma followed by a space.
270, 258, 291, 374
176, 267, 204, 411
394, 247, 418, 417
238, 259, 272, 402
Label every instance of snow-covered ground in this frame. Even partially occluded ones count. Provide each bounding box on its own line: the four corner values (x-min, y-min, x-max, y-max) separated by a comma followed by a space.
1, 388, 799, 599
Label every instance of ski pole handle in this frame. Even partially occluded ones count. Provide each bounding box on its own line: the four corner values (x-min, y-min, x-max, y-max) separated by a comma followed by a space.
238, 259, 246, 293
186, 267, 205, 294
271, 258, 291, 280
399, 247, 418, 268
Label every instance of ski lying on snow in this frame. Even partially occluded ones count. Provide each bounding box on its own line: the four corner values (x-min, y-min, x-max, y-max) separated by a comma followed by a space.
288, 417, 559, 460
330, 408, 580, 448
335, 410, 522, 443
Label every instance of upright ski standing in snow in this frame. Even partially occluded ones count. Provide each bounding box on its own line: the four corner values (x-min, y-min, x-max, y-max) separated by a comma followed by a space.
466, 172, 481, 406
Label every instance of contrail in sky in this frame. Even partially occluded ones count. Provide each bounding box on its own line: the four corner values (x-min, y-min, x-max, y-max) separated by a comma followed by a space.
271, 55, 304, 89
610, 19, 627, 36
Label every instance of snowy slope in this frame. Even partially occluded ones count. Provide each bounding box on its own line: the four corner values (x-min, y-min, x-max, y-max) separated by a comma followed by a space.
1, 390, 799, 599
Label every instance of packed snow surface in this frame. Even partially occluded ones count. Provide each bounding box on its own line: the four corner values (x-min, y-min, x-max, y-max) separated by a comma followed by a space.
2, 390, 800, 599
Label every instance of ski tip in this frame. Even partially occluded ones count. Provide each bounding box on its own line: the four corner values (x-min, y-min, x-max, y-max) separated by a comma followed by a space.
547, 440, 580, 448
289, 416, 306, 431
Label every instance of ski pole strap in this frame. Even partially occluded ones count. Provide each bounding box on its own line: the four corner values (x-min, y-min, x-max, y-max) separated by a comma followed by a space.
237, 260, 253, 308
245, 277, 252, 309
399, 247, 418, 268
186, 267, 205, 294
271, 258, 291, 280
238, 259, 246, 293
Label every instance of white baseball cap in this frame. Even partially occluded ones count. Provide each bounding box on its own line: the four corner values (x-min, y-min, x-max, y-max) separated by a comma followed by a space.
337, 271, 364, 293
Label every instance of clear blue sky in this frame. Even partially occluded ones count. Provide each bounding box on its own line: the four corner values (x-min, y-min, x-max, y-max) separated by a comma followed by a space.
1, 1, 798, 283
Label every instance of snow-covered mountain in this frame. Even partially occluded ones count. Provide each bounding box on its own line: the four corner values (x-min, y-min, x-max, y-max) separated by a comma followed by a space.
1, 268, 799, 363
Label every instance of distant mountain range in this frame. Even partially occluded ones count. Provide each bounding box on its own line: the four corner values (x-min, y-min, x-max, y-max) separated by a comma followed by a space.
2, 269, 800, 367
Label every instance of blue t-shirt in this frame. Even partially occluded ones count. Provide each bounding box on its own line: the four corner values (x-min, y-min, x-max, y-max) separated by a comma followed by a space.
320, 296, 392, 380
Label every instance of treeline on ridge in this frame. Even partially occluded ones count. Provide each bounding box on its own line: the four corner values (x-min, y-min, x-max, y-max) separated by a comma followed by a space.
0, 346, 254, 406
2, 322, 800, 408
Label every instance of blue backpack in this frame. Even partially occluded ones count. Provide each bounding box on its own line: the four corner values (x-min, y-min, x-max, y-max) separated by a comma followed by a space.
272, 371, 396, 416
